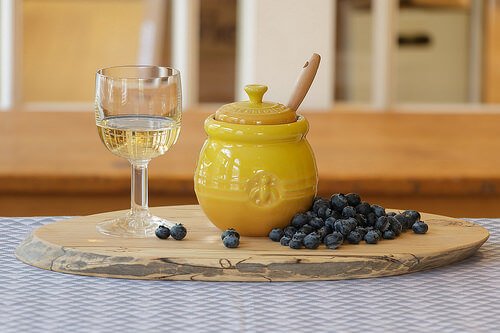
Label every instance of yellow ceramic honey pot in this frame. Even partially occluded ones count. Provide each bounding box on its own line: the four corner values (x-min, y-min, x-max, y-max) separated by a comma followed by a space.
194, 83, 318, 236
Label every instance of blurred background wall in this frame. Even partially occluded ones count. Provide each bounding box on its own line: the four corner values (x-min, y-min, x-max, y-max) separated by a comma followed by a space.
4, 0, 500, 110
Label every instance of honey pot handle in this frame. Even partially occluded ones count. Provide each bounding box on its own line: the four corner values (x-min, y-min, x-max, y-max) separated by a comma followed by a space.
287, 53, 321, 111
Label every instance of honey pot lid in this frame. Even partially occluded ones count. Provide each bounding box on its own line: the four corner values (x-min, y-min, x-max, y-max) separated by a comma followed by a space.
214, 84, 297, 125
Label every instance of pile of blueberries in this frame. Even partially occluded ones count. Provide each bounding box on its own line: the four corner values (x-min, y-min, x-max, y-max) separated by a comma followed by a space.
268, 193, 428, 250
155, 223, 187, 240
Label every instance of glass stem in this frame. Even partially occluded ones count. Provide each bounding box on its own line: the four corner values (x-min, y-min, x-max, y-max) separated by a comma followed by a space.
131, 161, 149, 218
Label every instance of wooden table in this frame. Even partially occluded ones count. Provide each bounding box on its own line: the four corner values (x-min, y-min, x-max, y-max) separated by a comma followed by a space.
1, 110, 500, 217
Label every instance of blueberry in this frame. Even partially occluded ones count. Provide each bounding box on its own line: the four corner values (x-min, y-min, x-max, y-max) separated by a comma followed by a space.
155, 225, 170, 239
387, 216, 402, 236
170, 223, 187, 240
299, 224, 314, 235
342, 206, 357, 218
412, 221, 428, 234
375, 216, 390, 232
383, 230, 396, 239
374, 229, 383, 239
268, 228, 284, 242
366, 212, 377, 227
221, 228, 240, 240
364, 230, 380, 244
292, 231, 306, 242
316, 226, 332, 241
330, 194, 348, 212
312, 198, 330, 213
309, 217, 325, 230
394, 213, 412, 230
345, 193, 362, 207
403, 210, 421, 229
325, 216, 336, 230
303, 233, 321, 249
291, 213, 309, 228
355, 214, 367, 227
371, 204, 386, 218
334, 219, 354, 236
289, 239, 303, 249
305, 211, 317, 219
284, 226, 297, 238
345, 217, 358, 230
280, 236, 291, 246
317, 206, 333, 219
355, 227, 368, 239
347, 231, 363, 244
324, 232, 344, 249
223, 234, 239, 248
355, 202, 372, 216
404, 210, 421, 223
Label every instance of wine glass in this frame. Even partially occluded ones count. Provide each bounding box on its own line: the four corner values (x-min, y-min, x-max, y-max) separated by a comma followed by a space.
94, 65, 182, 238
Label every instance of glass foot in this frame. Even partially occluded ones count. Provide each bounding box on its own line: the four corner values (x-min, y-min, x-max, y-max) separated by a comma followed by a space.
96, 211, 175, 238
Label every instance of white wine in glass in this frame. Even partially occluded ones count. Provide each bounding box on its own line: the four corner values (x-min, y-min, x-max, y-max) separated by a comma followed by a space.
95, 66, 182, 238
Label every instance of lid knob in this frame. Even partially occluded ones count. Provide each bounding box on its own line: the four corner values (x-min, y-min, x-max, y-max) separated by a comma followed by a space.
245, 84, 268, 104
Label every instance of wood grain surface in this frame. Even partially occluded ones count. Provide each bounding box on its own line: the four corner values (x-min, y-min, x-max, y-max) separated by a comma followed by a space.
15, 205, 490, 282
1, 110, 500, 216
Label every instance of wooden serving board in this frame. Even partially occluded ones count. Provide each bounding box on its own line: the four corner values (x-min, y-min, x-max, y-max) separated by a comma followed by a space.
16, 205, 489, 282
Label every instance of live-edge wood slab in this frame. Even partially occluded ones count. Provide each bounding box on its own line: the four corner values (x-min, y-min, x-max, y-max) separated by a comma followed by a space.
16, 205, 489, 282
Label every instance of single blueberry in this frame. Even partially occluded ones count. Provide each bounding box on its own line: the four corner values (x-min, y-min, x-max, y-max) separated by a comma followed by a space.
345, 217, 358, 230
347, 230, 363, 244
383, 230, 396, 239
387, 216, 402, 236
303, 233, 321, 249
309, 217, 325, 230
284, 226, 297, 238
355, 202, 372, 216
364, 230, 380, 244
223, 234, 239, 248
404, 210, 421, 222
289, 239, 302, 249
375, 216, 390, 232
221, 228, 240, 240
330, 194, 348, 212
324, 232, 344, 249
342, 206, 357, 218
299, 224, 314, 235
345, 193, 362, 207
334, 219, 355, 236
280, 236, 291, 246
317, 206, 333, 219
412, 221, 428, 234
170, 223, 187, 240
155, 226, 170, 239
325, 216, 336, 230
371, 204, 386, 218
268, 228, 284, 242
291, 213, 309, 228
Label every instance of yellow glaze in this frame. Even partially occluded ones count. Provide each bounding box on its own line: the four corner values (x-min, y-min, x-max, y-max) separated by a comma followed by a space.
214, 84, 297, 125
194, 113, 318, 236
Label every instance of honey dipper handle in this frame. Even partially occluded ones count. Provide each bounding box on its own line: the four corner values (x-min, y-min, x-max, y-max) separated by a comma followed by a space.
286, 53, 321, 111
